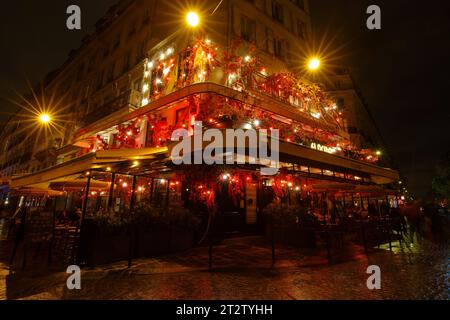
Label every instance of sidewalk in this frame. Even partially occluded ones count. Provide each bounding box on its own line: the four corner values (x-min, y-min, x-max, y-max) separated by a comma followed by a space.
1, 235, 449, 300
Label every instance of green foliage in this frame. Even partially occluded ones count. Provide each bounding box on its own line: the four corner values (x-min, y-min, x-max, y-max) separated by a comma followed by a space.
91, 203, 201, 232
263, 201, 318, 227
92, 206, 131, 232
132, 203, 201, 230
432, 152, 450, 200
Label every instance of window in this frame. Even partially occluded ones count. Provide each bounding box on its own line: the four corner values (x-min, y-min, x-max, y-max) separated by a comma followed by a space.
142, 9, 150, 26
132, 79, 142, 92
335, 172, 346, 179
334, 80, 342, 89
76, 63, 84, 81
128, 24, 136, 38
266, 28, 274, 53
103, 44, 110, 58
272, 1, 284, 23
136, 41, 146, 61
347, 127, 358, 134
106, 62, 115, 83
123, 51, 131, 72
241, 15, 256, 43
175, 107, 190, 127
97, 70, 104, 89
87, 54, 96, 73
297, 19, 306, 39
113, 34, 121, 50
324, 170, 334, 177
273, 38, 285, 58
290, 0, 305, 10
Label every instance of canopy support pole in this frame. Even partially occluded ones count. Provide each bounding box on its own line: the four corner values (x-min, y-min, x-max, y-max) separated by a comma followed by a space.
128, 175, 137, 268
75, 172, 91, 265
48, 197, 57, 265
107, 172, 116, 210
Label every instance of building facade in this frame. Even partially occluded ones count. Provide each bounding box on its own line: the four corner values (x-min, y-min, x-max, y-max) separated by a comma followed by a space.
1, 0, 399, 244
326, 68, 387, 153
1, 0, 313, 178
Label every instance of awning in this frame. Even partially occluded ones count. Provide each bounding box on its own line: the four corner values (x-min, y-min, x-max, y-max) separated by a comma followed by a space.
304, 182, 398, 195
10, 188, 64, 197
277, 140, 399, 184
10, 153, 97, 189
304, 182, 356, 192
166, 133, 399, 185
49, 180, 110, 192
9, 138, 399, 193
10, 147, 169, 190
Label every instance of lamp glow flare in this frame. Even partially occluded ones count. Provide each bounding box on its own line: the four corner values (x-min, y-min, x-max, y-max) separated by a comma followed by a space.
39, 113, 51, 124
308, 58, 321, 71
186, 12, 200, 27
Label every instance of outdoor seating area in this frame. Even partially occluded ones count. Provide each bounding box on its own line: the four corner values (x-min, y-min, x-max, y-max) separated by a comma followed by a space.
0, 146, 404, 271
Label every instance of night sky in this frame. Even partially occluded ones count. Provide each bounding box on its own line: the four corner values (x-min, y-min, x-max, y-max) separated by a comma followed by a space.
1, 1, 449, 197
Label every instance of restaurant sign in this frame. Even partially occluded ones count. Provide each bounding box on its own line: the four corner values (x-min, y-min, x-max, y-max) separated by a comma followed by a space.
310, 142, 337, 154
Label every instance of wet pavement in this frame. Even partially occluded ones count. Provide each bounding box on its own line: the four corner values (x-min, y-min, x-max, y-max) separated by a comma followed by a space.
0, 222, 449, 300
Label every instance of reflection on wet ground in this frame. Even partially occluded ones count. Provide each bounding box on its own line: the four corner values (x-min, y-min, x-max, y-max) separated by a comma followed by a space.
0, 223, 448, 300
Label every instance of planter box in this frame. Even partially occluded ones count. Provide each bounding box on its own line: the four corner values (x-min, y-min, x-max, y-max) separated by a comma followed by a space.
266, 224, 316, 248
169, 226, 195, 252
135, 225, 171, 257
79, 223, 129, 266
135, 225, 194, 257
80, 221, 195, 266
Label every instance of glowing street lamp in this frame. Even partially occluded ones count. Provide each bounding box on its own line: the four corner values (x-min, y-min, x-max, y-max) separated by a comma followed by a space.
38, 113, 51, 124
308, 57, 321, 71
186, 11, 200, 27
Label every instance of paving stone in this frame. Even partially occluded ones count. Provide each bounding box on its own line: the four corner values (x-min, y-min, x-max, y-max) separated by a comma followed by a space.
0, 234, 448, 300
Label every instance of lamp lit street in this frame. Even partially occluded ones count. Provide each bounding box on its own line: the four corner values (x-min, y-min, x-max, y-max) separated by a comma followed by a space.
1, 231, 448, 300
0, 1, 449, 307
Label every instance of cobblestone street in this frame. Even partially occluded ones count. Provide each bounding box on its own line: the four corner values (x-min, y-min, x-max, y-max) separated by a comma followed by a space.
1, 230, 448, 300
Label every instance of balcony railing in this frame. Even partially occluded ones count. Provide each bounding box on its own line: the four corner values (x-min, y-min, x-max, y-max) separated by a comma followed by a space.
79, 89, 141, 128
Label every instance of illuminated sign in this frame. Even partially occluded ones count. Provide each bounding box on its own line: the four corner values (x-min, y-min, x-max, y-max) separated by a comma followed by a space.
310, 142, 337, 154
